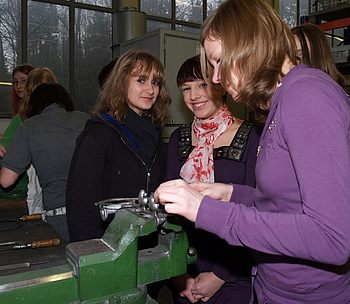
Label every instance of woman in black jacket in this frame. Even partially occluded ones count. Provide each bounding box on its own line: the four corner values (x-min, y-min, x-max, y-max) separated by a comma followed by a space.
66, 50, 171, 242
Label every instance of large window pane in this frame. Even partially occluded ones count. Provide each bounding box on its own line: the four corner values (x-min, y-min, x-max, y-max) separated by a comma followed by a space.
28, 2, 69, 90
280, 0, 297, 28
299, 0, 309, 18
207, 0, 222, 16
176, 0, 203, 23
141, 0, 171, 18
75, 0, 112, 8
75, 8, 112, 112
0, 0, 21, 116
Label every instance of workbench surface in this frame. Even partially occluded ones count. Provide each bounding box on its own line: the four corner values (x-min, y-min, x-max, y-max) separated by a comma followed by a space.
0, 199, 66, 276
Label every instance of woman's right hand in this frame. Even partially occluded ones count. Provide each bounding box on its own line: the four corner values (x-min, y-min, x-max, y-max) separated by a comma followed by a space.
190, 182, 233, 202
154, 179, 203, 222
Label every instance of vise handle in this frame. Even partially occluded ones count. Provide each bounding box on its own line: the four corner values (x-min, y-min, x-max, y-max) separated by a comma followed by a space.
0, 238, 61, 251
20, 213, 43, 222
31, 238, 61, 248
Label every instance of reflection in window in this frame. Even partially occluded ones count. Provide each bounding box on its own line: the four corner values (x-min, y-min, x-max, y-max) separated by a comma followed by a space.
28, 1, 69, 89
75, 0, 112, 8
74, 8, 111, 112
176, 0, 203, 23
0, 0, 21, 115
141, 0, 171, 18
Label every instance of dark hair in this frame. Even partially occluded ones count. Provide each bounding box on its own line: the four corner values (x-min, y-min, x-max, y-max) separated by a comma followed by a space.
27, 82, 74, 118
95, 49, 171, 125
292, 23, 345, 89
11, 63, 35, 116
176, 55, 203, 87
97, 57, 119, 88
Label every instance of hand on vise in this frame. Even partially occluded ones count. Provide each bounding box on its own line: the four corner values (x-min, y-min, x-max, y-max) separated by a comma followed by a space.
154, 179, 203, 222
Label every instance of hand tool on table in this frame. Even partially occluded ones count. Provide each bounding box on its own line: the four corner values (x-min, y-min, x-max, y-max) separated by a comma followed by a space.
0, 261, 48, 271
0, 213, 43, 231
0, 238, 61, 251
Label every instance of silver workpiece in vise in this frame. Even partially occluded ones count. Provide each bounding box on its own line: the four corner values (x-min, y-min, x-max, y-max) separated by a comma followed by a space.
95, 189, 167, 225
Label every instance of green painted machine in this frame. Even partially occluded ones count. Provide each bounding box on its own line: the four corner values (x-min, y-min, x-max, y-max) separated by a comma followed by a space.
0, 191, 196, 303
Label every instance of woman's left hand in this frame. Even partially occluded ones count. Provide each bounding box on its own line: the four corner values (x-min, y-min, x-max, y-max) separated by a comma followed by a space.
154, 179, 204, 222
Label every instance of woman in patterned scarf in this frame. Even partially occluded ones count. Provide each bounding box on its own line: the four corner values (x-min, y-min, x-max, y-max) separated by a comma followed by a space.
165, 55, 260, 304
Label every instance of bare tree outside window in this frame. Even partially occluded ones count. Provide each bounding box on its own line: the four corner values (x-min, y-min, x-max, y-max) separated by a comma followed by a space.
280, 0, 298, 27
207, 0, 223, 16
0, 0, 232, 117
28, 1, 69, 88
141, 0, 171, 18
74, 8, 112, 112
176, 0, 203, 23
75, 0, 112, 8
0, 0, 21, 115
300, 0, 309, 17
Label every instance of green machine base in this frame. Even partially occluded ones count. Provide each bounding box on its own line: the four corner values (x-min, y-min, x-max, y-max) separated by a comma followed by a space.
0, 204, 196, 303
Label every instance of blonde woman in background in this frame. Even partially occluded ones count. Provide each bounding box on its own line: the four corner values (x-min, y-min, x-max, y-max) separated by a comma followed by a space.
0, 67, 57, 214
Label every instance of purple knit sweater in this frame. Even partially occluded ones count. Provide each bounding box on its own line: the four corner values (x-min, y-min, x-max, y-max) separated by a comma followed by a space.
196, 65, 350, 303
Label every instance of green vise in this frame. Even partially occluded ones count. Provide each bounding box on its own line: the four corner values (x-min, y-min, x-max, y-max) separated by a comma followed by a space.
0, 208, 196, 303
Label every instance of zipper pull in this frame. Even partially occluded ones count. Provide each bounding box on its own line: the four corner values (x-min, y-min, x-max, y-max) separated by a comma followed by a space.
146, 171, 151, 193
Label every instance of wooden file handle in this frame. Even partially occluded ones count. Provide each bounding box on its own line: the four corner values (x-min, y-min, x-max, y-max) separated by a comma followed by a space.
31, 238, 61, 249
21, 213, 43, 222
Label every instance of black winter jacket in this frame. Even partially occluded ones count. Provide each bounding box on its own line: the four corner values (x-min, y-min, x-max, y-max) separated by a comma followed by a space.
66, 118, 166, 242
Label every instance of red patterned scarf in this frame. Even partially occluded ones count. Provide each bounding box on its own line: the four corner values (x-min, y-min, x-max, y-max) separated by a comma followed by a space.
180, 106, 234, 183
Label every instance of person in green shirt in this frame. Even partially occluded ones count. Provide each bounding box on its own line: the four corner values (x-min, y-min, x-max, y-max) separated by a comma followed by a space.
0, 67, 57, 210
0, 64, 34, 198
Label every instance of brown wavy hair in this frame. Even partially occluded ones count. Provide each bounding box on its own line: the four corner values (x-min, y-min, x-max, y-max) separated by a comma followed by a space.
200, 0, 297, 121
292, 23, 345, 89
94, 50, 171, 125
11, 64, 34, 116
20, 67, 58, 119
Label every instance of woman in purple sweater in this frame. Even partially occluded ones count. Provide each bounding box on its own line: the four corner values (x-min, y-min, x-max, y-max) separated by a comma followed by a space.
166, 55, 260, 303
155, 0, 350, 303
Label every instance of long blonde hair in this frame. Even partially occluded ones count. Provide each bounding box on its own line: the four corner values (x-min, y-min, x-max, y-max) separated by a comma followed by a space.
95, 50, 171, 125
20, 67, 57, 119
200, 0, 297, 120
